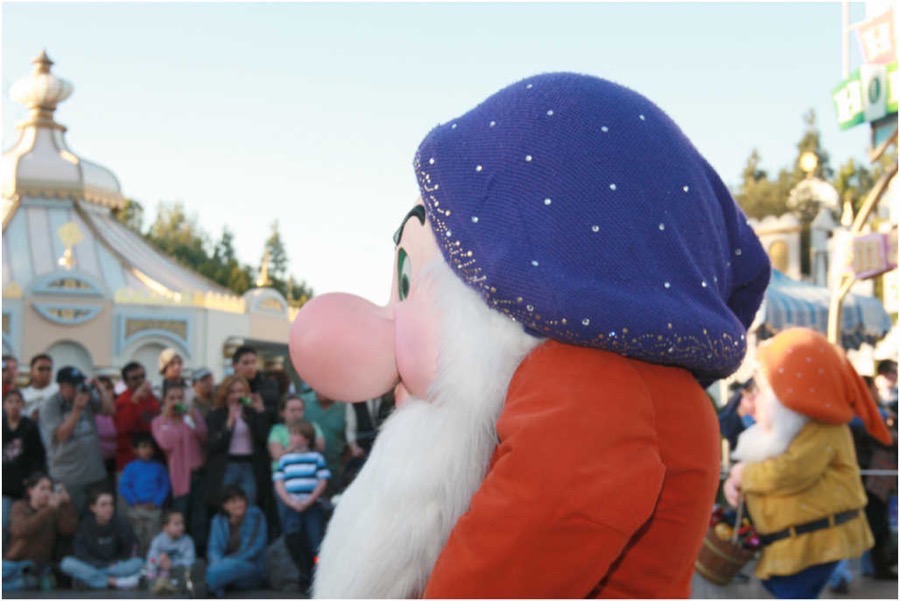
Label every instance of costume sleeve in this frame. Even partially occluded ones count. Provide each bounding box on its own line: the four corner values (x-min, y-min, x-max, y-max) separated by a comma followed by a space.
742, 426, 834, 496
423, 349, 666, 599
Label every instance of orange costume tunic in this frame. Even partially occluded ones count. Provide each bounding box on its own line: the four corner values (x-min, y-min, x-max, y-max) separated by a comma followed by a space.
424, 341, 721, 598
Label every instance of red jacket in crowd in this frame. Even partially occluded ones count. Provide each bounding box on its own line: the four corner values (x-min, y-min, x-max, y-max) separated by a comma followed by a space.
113, 388, 161, 471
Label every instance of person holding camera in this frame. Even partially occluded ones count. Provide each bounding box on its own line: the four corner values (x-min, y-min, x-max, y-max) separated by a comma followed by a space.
231, 346, 280, 426
39, 366, 114, 516
152, 380, 209, 556
3, 472, 78, 591
205, 375, 269, 510
114, 362, 161, 474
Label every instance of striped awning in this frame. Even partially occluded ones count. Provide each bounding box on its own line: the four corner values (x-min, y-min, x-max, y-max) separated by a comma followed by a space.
758, 270, 893, 350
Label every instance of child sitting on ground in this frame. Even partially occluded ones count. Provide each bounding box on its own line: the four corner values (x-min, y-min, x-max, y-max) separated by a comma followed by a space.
146, 510, 196, 595
206, 485, 268, 597
60, 488, 143, 590
273, 420, 330, 588
119, 432, 170, 556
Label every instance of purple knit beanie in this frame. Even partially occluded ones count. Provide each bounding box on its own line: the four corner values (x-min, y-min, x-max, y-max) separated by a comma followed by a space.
413, 72, 770, 383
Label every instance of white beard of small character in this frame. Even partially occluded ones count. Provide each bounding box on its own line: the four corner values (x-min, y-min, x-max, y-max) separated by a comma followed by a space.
312, 259, 541, 599
732, 390, 808, 464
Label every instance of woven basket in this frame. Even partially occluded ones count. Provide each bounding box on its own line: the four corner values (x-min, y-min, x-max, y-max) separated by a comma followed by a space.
694, 526, 757, 585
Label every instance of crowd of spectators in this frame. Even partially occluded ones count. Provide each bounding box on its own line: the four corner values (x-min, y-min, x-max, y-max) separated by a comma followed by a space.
1, 346, 393, 595
6, 343, 893, 596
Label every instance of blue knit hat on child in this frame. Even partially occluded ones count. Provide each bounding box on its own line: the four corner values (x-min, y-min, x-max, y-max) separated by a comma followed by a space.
413, 72, 770, 383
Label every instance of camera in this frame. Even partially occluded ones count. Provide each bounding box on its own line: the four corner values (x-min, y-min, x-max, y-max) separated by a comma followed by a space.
240, 396, 253, 406
77, 382, 96, 395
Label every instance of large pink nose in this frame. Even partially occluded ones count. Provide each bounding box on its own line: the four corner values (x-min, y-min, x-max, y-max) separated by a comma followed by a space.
289, 293, 398, 402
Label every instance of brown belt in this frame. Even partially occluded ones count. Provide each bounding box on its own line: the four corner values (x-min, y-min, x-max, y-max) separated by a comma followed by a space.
758, 509, 862, 545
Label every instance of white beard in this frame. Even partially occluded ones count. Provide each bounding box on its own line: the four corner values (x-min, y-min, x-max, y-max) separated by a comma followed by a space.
731, 395, 808, 464
312, 260, 541, 598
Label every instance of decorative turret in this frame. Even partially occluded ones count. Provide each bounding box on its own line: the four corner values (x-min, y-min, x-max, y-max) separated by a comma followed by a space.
1, 50, 124, 215
256, 249, 273, 287
787, 151, 840, 212
9, 50, 74, 132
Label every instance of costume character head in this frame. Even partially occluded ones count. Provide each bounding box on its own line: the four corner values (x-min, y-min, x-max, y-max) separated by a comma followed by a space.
734, 327, 892, 463
290, 72, 771, 597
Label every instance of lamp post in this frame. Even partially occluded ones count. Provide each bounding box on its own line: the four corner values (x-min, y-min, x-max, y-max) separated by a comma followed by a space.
787, 151, 840, 285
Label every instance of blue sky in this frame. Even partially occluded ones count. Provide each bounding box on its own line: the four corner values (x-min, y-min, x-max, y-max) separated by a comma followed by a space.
1, 1, 877, 303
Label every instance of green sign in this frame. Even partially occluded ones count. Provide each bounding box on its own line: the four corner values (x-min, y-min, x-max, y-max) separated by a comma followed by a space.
833, 61, 898, 130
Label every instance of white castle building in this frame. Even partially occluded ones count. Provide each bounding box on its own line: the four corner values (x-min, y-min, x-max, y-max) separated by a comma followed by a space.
2, 51, 295, 381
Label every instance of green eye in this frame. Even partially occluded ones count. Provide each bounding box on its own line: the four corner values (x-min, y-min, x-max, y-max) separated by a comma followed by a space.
397, 248, 412, 301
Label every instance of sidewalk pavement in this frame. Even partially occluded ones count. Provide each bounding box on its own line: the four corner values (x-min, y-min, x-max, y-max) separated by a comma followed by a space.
691, 558, 898, 599
3, 561, 895, 599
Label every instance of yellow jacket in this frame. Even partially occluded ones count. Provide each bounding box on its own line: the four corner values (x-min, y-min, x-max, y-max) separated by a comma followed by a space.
742, 422, 873, 579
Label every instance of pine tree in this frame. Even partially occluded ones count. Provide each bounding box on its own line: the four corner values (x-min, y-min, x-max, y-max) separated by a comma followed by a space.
733, 150, 793, 219
263, 220, 289, 281
112, 198, 145, 233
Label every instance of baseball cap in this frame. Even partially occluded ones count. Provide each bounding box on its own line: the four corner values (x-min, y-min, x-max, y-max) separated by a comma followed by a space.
192, 367, 212, 383
56, 366, 87, 385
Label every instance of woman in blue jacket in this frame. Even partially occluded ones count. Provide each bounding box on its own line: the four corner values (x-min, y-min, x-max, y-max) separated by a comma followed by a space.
205, 485, 267, 597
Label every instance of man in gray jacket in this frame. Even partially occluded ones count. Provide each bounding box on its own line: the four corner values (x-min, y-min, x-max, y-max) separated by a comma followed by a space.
40, 366, 115, 516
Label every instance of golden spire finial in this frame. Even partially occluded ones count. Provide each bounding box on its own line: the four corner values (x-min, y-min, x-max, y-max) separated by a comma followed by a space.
256, 249, 272, 287
33, 49, 53, 75
10, 49, 73, 131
